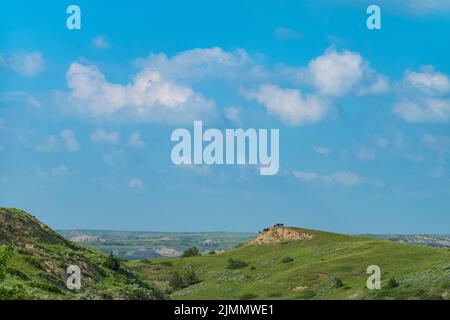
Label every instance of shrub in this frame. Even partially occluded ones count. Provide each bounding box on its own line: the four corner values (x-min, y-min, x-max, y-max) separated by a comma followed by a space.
281, 256, 294, 263
169, 272, 185, 290
184, 270, 201, 286
386, 277, 399, 289
208, 250, 216, 255
268, 292, 282, 298
160, 261, 173, 267
0, 246, 13, 283
169, 270, 201, 290
181, 247, 201, 258
332, 277, 344, 288
239, 293, 258, 300
227, 258, 248, 269
104, 252, 121, 271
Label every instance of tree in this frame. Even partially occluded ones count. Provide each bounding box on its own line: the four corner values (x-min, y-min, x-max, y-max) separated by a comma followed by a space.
181, 247, 201, 258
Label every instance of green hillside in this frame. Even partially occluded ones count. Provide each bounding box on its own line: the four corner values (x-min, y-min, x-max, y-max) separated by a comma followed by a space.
128, 227, 450, 300
2, 207, 450, 300
0, 208, 165, 300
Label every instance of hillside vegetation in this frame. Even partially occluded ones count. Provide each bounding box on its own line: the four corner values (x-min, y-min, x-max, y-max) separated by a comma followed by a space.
128, 227, 450, 300
0, 208, 165, 300
2, 207, 450, 300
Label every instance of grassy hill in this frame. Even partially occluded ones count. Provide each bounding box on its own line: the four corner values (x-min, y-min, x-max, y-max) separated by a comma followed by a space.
0, 208, 165, 300
2, 207, 450, 300
128, 227, 450, 300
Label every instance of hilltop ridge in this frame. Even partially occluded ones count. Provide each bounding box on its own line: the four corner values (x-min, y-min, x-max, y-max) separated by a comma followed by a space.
249, 226, 314, 245
128, 225, 450, 300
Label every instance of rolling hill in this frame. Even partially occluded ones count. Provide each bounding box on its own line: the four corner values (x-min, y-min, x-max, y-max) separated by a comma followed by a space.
0, 208, 165, 300
128, 227, 450, 300
1, 207, 450, 300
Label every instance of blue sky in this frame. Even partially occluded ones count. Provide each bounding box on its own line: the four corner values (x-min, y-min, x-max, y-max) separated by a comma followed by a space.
1, 0, 449, 233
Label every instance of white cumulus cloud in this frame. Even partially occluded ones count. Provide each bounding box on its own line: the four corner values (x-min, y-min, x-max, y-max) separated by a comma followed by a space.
394, 67, 450, 123
308, 48, 364, 96
404, 66, 450, 95
245, 84, 329, 125
394, 98, 450, 123
65, 62, 216, 124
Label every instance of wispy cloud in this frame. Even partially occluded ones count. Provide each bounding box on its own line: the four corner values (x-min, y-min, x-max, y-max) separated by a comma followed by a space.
127, 132, 146, 148
92, 36, 110, 49
274, 27, 302, 41
35, 129, 80, 152
90, 129, 120, 144
128, 178, 143, 189
357, 147, 375, 161
313, 147, 331, 156
294, 170, 363, 187
0, 52, 44, 77
0, 91, 42, 109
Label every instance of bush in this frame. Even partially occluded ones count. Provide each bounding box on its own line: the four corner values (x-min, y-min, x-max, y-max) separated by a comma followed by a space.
0, 246, 13, 283
239, 293, 258, 300
386, 277, 399, 289
169, 270, 201, 290
227, 258, 248, 269
184, 270, 201, 286
0, 246, 33, 300
281, 256, 294, 263
208, 250, 216, 255
181, 247, 201, 258
169, 272, 185, 290
332, 277, 344, 288
104, 252, 121, 271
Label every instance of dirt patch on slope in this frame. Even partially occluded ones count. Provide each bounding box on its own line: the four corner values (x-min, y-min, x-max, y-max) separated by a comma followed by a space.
249, 227, 314, 245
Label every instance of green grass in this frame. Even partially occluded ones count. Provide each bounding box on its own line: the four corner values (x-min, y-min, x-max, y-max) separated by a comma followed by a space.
3, 207, 450, 300
0, 208, 165, 300
128, 228, 450, 300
